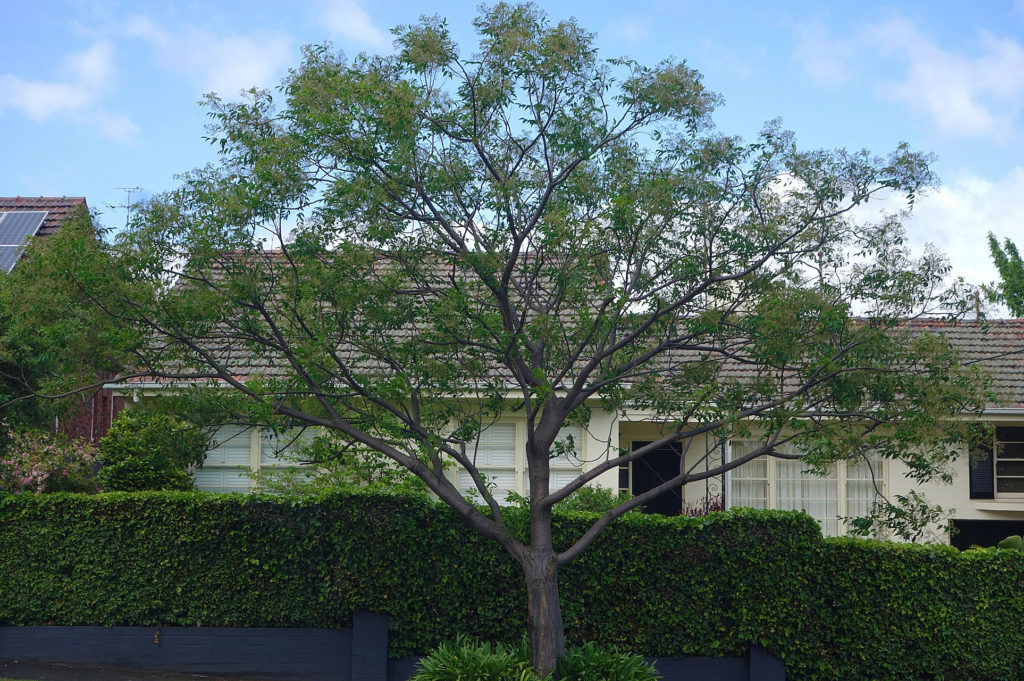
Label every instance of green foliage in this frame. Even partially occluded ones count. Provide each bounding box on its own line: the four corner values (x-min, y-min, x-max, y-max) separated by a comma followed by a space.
7, 4, 994, 675
248, 431, 429, 495
410, 637, 659, 681
98, 411, 208, 491
411, 637, 541, 681
987, 232, 1024, 316
844, 489, 950, 542
997, 534, 1024, 550
554, 486, 632, 513
969, 534, 1024, 551
2, 493, 1024, 680
555, 642, 660, 681
816, 538, 1024, 681
0, 207, 129, 429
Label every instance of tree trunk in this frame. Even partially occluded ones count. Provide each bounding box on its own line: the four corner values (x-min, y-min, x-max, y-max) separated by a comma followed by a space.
524, 545, 563, 678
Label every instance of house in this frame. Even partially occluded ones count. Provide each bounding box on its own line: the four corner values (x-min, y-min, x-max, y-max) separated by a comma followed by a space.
111, 320, 1024, 547
105, 249, 1024, 545
0, 196, 124, 442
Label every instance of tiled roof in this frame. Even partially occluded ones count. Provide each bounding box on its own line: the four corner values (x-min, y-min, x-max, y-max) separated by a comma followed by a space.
128, 250, 1024, 412
0, 196, 88, 239
900, 318, 1024, 409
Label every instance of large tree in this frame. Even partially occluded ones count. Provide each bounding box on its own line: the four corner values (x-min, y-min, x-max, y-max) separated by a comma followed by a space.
24, 5, 989, 675
0, 208, 126, 430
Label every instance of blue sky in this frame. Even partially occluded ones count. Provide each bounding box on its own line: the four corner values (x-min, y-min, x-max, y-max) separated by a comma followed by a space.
2, 1, 1023, 299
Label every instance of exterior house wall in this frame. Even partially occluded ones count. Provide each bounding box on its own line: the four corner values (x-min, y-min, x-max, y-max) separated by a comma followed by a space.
59, 383, 125, 444
193, 403, 623, 498
114, 384, 1024, 545
888, 417, 1024, 546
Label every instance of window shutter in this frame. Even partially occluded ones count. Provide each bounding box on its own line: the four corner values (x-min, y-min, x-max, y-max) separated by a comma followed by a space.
970, 442, 995, 499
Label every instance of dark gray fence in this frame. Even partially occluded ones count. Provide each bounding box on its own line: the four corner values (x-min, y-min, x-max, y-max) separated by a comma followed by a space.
0, 613, 784, 681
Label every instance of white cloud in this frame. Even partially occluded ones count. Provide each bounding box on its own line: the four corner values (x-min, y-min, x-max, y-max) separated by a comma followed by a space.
905, 169, 1024, 287
853, 168, 1024, 291
118, 15, 170, 45
173, 30, 293, 95
872, 19, 1024, 138
792, 17, 1024, 138
92, 110, 141, 143
0, 41, 138, 141
117, 13, 293, 96
608, 17, 652, 44
792, 20, 858, 85
318, 0, 389, 49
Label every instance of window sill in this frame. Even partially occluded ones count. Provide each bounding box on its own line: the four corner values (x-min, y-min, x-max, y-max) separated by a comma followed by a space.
974, 500, 1024, 512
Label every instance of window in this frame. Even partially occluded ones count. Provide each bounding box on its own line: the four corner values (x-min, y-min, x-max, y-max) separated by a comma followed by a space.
196, 425, 254, 493
776, 456, 838, 536
527, 426, 584, 495
996, 427, 1024, 495
195, 425, 314, 493
459, 423, 518, 502
728, 440, 884, 536
457, 423, 584, 503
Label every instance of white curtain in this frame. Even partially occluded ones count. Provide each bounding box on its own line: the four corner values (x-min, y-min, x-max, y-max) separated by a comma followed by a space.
775, 454, 838, 536
730, 439, 841, 536
729, 440, 768, 509
846, 453, 884, 519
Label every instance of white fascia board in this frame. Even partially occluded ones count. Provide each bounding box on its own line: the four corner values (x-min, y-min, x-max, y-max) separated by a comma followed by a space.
104, 381, 224, 395
978, 408, 1024, 420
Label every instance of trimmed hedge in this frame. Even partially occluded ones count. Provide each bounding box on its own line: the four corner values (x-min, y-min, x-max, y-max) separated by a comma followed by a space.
1, 491, 1022, 681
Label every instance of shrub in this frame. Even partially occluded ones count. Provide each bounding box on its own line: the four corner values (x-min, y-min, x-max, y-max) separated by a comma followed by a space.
0, 425, 98, 493
556, 642, 660, 681
2, 493, 1023, 680
98, 411, 207, 491
410, 637, 538, 681
410, 637, 659, 681
554, 486, 632, 513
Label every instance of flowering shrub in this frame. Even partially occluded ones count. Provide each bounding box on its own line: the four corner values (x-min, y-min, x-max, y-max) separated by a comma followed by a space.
680, 495, 725, 517
0, 425, 99, 493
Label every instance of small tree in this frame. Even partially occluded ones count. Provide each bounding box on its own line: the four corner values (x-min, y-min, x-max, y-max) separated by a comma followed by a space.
988, 232, 1024, 316
98, 411, 207, 491
13, 5, 990, 675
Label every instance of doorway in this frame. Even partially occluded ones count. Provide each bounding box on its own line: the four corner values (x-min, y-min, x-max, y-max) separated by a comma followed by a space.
631, 441, 683, 515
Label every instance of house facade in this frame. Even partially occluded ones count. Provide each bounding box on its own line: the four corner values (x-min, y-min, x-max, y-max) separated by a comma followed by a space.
112, 315, 1024, 547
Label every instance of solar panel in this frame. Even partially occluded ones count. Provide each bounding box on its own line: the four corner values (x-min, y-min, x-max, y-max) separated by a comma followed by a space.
0, 211, 47, 246
0, 246, 21, 273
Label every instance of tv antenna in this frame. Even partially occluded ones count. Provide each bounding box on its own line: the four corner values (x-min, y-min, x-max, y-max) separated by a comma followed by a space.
110, 186, 143, 229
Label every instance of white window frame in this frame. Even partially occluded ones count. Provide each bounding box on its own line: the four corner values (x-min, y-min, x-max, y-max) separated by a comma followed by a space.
725, 439, 887, 536
995, 427, 1024, 498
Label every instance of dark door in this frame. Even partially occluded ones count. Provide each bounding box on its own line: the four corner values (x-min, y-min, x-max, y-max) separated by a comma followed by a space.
631, 441, 683, 515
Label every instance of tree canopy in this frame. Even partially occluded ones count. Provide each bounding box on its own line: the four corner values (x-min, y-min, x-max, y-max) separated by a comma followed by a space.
0, 207, 127, 430
6, 4, 991, 675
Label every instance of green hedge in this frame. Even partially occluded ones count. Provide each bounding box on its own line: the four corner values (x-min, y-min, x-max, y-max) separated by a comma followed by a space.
1, 491, 1022, 681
